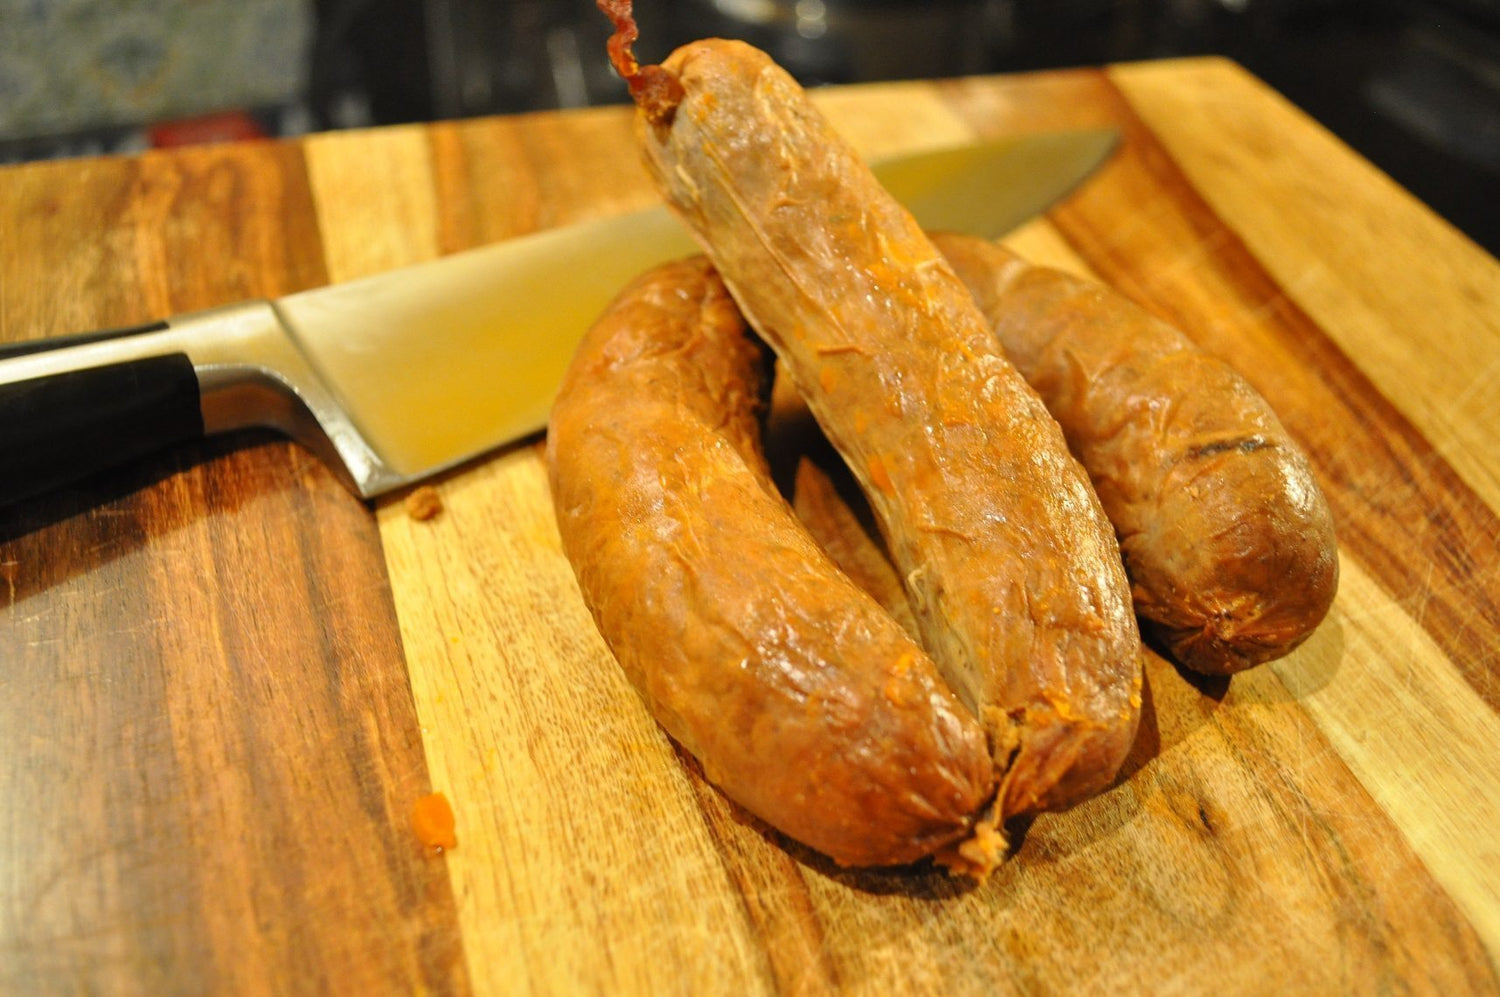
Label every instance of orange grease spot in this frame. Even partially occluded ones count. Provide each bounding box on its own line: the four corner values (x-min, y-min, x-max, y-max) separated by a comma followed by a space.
413, 792, 457, 851
867, 454, 894, 494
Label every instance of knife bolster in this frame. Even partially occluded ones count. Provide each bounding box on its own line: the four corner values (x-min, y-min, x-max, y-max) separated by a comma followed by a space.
196, 365, 365, 497
0, 300, 400, 508
167, 301, 403, 499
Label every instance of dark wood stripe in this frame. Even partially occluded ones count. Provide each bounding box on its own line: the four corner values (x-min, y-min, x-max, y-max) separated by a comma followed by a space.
425, 110, 648, 254
0, 142, 470, 995
1, 461, 209, 994
942, 68, 1500, 712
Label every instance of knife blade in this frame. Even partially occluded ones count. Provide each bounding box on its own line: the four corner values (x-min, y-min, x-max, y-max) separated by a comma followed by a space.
0, 128, 1118, 508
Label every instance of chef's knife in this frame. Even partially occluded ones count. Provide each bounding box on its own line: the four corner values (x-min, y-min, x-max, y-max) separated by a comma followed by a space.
0, 128, 1118, 508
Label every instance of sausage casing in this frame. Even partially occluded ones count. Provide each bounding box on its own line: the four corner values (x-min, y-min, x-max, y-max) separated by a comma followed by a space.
628, 40, 1142, 817
546, 257, 997, 869
933, 233, 1339, 673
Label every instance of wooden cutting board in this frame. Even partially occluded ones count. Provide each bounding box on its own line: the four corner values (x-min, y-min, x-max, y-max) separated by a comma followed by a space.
3, 57, 1499, 995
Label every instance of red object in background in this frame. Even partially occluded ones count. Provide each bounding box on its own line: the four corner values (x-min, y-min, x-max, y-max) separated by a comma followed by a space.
148, 110, 268, 148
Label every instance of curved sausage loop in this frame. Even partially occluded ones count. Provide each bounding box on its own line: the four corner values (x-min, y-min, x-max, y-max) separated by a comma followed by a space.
548, 258, 1000, 873
617, 36, 1144, 821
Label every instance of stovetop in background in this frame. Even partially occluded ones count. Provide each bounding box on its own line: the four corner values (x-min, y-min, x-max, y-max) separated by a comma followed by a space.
3, 1, 1494, 256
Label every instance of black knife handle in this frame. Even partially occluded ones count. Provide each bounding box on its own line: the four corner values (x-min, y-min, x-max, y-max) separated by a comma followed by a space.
0, 353, 204, 507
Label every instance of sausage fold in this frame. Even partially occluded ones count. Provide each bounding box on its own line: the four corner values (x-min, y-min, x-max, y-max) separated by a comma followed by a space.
933, 234, 1339, 673
620, 38, 1142, 817
547, 258, 999, 870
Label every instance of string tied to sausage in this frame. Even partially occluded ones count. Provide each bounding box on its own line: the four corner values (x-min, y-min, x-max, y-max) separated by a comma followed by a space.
597, 0, 684, 126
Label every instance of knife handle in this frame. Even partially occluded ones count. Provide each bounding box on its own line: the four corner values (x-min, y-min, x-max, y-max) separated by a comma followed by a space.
1, 301, 398, 508
0, 352, 204, 508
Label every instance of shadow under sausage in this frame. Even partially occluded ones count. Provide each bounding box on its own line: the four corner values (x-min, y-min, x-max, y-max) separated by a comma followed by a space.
669, 740, 983, 901
1116, 644, 1231, 784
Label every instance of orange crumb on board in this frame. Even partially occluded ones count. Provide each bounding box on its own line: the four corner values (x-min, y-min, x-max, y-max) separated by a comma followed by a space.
405, 485, 444, 521
412, 792, 457, 851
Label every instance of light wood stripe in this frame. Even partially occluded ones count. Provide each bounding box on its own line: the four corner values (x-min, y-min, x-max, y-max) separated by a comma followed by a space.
1110, 59, 1500, 513
813, 81, 976, 159
1274, 557, 1500, 958
305, 126, 444, 281
376, 449, 777, 997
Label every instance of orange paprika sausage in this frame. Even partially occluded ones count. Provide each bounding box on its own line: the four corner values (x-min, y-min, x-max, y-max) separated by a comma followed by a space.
547, 257, 999, 871
602, 21, 1142, 819
932, 233, 1338, 674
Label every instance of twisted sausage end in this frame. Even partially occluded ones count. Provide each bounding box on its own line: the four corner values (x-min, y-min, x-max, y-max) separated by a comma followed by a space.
631, 66, 685, 127
597, 0, 684, 126
933, 807, 1007, 881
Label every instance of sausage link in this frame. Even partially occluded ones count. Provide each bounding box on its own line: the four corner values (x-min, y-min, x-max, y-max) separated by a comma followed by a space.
547, 257, 998, 870
615, 34, 1142, 817
932, 233, 1339, 673
792, 455, 920, 640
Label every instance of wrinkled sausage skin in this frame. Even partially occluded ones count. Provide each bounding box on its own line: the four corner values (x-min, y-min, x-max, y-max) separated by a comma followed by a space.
933, 233, 1339, 673
631, 40, 1142, 817
547, 257, 998, 869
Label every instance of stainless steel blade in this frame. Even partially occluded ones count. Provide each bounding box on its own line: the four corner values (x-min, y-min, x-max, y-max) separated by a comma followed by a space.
879, 128, 1119, 238
275, 127, 1120, 494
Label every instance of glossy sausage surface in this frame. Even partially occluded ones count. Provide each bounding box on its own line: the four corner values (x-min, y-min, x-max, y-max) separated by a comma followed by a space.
627, 39, 1142, 817
547, 257, 999, 869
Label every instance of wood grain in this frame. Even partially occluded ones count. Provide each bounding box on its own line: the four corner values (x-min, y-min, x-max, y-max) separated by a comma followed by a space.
362, 64, 1500, 994
1005, 65, 1500, 717
786, 439, 1493, 996
3, 56, 1500, 995
0, 144, 467, 995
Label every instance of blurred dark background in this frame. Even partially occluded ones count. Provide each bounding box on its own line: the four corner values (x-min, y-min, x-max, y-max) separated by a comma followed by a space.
3, 0, 1497, 255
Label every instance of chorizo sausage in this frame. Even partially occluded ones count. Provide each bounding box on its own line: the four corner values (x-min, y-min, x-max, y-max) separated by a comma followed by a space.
601, 19, 1142, 818
792, 455, 920, 640
931, 233, 1338, 673
546, 257, 999, 871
